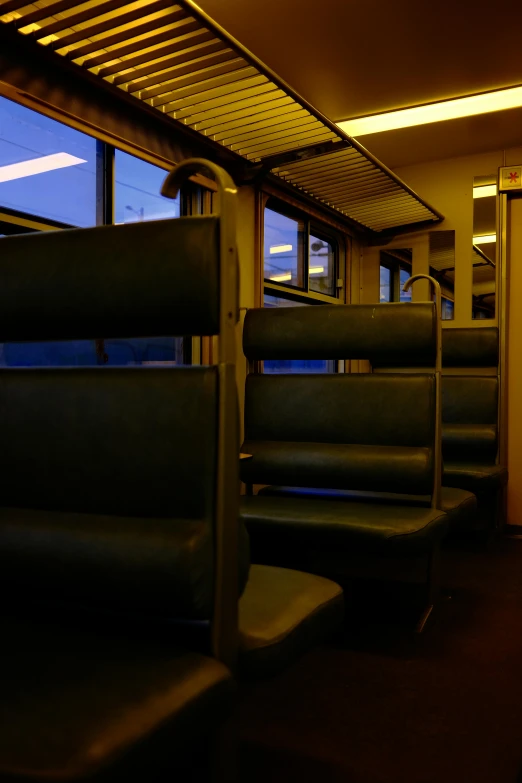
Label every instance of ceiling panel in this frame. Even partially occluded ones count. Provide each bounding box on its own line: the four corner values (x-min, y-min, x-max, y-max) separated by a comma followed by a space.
0, 0, 443, 234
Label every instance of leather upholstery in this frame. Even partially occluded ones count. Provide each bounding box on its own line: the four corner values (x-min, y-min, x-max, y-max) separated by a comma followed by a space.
257, 485, 477, 531
443, 463, 508, 493
0, 367, 217, 519
442, 376, 498, 462
241, 373, 436, 495
241, 441, 434, 495
443, 424, 497, 461
0, 613, 234, 780
239, 565, 344, 678
442, 327, 499, 367
241, 495, 448, 556
0, 367, 250, 618
0, 217, 220, 340
243, 302, 436, 365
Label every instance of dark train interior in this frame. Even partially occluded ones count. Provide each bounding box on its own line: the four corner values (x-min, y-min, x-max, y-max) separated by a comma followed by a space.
0, 1, 522, 781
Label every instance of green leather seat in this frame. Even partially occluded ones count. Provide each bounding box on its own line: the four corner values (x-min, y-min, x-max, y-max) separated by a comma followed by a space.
440, 332, 507, 507
0, 614, 234, 781
239, 565, 344, 678
443, 463, 508, 494
0, 169, 242, 782
257, 485, 476, 532
241, 495, 448, 557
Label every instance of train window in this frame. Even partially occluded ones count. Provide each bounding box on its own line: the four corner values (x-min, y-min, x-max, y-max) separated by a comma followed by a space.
380, 264, 392, 302
262, 294, 335, 374
399, 267, 412, 302
0, 97, 207, 368
380, 250, 412, 302
0, 96, 96, 227
263, 202, 339, 300
309, 234, 336, 296
264, 208, 304, 288
114, 150, 180, 223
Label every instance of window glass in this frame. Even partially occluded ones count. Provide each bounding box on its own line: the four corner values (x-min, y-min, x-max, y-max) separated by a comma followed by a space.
0, 336, 187, 367
263, 294, 335, 373
380, 265, 391, 302
309, 233, 336, 295
442, 297, 454, 320
115, 150, 180, 223
399, 267, 412, 302
264, 208, 303, 288
0, 96, 96, 226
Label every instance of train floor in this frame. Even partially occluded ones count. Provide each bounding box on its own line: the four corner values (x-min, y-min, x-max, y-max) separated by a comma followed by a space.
233, 534, 522, 783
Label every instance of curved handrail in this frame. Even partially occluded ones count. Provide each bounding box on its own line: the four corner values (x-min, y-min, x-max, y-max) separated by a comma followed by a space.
162, 158, 239, 365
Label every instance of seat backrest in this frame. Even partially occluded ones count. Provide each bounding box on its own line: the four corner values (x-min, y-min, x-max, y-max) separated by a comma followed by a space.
442, 327, 499, 368
242, 303, 438, 499
0, 160, 245, 664
241, 372, 436, 495
440, 328, 500, 464
442, 375, 498, 462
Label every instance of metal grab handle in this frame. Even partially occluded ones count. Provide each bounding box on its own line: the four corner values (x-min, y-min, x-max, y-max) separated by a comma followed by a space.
161, 158, 239, 366
402, 274, 442, 374
403, 274, 442, 511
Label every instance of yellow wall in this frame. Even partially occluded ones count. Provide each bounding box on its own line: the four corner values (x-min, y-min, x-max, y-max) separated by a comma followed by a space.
507, 196, 522, 526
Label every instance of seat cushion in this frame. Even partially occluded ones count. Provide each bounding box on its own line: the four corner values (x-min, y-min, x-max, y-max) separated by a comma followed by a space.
240, 495, 448, 557
239, 564, 343, 679
443, 463, 508, 494
0, 615, 234, 781
257, 485, 476, 531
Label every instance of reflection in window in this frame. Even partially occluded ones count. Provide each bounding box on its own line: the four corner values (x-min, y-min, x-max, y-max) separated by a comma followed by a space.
309, 234, 336, 295
399, 267, 412, 302
441, 297, 454, 320
263, 294, 335, 373
115, 150, 180, 223
380, 265, 391, 302
472, 177, 496, 320
0, 96, 96, 226
264, 208, 303, 288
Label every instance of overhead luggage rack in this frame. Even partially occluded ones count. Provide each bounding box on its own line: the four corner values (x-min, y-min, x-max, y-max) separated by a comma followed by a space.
0, 0, 443, 235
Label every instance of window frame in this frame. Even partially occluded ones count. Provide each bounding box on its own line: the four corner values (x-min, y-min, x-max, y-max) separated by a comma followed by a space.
263, 197, 343, 306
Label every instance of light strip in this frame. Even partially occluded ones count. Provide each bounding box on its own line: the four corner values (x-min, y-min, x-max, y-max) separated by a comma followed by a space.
309, 266, 325, 275
336, 85, 522, 137
473, 234, 496, 245
473, 185, 497, 199
0, 153, 87, 183
269, 272, 292, 282
270, 244, 293, 254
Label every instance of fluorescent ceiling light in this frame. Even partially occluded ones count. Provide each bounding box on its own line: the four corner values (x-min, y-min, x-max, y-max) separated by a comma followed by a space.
270, 244, 292, 254
309, 266, 325, 275
473, 185, 497, 199
269, 273, 292, 282
0, 153, 87, 183
337, 85, 522, 137
473, 234, 496, 245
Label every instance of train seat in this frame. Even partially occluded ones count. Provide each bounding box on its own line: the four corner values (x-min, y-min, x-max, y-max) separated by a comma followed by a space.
0, 158, 343, 780
238, 564, 343, 678
240, 303, 450, 624
441, 328, 507, 528
256, 485, 477, 532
